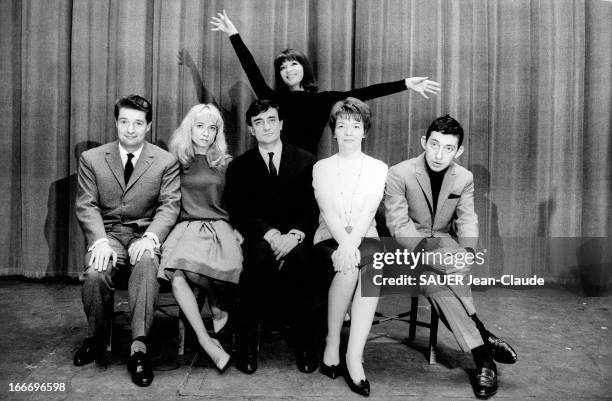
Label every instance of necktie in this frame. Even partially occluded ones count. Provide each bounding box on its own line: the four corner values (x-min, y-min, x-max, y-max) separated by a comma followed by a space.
268, 152, 277, 177
124, 153, 134, 184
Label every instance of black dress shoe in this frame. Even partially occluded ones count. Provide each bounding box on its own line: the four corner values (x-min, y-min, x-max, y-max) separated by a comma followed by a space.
486, 333, 517, 364
473, 365, 498, 399
295, 347, 318, 373
344, 373, 370, 397
235, 347, 257, 374
127, 351, 154, 387
74, 338, 106, 367
320, 362, 344, 379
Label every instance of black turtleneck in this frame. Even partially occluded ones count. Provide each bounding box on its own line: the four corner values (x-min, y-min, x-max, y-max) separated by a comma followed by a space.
425, 159, 448, 216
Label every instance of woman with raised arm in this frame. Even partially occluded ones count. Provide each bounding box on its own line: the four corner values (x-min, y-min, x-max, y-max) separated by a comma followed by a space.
210, 10, 440, 155
313, 98, 387, 397
159, 104, 243, 372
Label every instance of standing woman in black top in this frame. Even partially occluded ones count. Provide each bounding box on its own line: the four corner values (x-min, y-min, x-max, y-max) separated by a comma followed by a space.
210, 10, 441, 155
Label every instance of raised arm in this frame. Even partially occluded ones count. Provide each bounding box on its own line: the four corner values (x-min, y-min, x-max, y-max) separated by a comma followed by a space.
327, 77, 441, 105
210, 10, 276, 100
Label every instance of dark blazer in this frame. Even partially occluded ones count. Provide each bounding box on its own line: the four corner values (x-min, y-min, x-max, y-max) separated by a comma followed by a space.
225, 143, 318, 241
76, 141, 181, 246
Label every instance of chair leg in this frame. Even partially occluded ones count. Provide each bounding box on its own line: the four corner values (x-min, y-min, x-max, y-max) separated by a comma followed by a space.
428, 307, 439, 364
178, 310, 186, 356
408, 296, 418, 342
106, 315, 113, 352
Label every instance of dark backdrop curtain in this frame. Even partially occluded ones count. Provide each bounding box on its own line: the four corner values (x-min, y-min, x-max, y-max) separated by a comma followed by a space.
1, 0, 610, 284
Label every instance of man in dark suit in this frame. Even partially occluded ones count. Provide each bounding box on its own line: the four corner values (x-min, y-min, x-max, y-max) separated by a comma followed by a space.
73, 94, 180, 387
385, 115, 517, 399
225, 99, 323, 375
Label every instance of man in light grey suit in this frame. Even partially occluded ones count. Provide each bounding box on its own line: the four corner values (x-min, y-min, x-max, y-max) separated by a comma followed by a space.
385, 115, 516, 399
74, 94, 180, 387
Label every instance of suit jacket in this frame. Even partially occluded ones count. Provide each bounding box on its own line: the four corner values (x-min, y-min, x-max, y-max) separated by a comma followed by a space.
224, 143, 318, 241
76, 141, 181, 246
384, 153, 478, 252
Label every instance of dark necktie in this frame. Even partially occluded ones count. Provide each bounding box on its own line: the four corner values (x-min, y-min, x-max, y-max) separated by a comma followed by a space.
124, 153, 134, 184
268, 152, 277, 177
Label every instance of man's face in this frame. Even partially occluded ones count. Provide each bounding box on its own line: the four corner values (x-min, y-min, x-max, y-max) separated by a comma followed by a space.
421, 131, 463, 172
116, 108, 150, 152
248, 107, 283, 146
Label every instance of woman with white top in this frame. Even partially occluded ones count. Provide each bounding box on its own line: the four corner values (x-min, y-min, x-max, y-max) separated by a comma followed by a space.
313, 97, 387, 397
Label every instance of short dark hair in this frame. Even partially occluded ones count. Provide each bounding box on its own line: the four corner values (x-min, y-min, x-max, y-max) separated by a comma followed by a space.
328, 97, 372, 133
273, 49, 318, 93
245, 99, 283, 127
114, 94, 152, 123
425, 115, 464, 147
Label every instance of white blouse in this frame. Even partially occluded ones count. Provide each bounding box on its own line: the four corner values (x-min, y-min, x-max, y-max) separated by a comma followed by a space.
312, 153, 388, 244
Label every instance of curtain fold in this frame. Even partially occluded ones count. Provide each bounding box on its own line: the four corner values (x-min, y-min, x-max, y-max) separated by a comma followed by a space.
0, 0, 610, 283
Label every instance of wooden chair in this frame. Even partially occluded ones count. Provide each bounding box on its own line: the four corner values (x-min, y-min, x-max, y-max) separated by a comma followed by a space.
372, 205, 440, 364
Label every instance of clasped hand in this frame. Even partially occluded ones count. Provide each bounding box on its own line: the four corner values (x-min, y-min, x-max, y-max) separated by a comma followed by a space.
269, 233, 299, 261
331, 243, 360, 274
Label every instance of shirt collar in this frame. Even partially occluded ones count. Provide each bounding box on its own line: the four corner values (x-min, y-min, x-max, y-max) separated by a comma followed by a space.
118, 143, 144, 166
258, 141, 283, 162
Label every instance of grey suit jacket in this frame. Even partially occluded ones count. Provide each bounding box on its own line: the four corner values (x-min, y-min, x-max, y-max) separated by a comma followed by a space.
384, 153, 478, 252
76, 141, 181, 246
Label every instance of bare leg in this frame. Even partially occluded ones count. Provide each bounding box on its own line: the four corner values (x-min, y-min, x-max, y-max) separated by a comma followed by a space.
345, 273, 379, 382
208, 286, 229, 333
323, 268, 359, 366
171, 271, 229, 369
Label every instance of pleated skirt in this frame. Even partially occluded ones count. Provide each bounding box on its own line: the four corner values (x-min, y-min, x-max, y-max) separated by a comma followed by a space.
159, 219, 243, 284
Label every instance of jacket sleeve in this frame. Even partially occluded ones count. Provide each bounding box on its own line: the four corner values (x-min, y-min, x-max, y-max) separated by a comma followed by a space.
145, 156, 181, 243
453, 173, 479, 250
75, 153, 107, 246
384, 165, 424, 251
290, 158, 318, 240
225, 159, 275, 239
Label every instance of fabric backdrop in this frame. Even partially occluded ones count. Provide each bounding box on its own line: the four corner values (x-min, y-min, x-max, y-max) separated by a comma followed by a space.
1, 0, 610, 288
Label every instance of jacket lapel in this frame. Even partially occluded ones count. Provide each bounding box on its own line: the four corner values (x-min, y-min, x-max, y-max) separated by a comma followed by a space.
277, 144, 295, 180
126, 142, 154, 191
104, 142, 126, 191
415, 153, 434, 219
433, 162, 457, 227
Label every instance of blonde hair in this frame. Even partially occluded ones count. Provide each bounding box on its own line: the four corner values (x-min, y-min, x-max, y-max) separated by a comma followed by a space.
169, 104, 232, 171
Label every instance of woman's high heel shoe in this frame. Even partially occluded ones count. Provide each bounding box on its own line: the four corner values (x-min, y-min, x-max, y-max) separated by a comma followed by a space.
344, 372, 370, 397
320, 362, 344, 379
202, 338, 231, 373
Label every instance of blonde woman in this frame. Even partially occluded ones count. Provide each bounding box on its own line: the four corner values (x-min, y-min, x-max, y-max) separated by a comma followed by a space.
159, 104, 242, 372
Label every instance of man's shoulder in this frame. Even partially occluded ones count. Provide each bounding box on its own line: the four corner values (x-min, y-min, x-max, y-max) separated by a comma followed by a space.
80, 142, 114, 162
228, 147, 258, 168
145, 142, 177, 164
388, 156, 419, 176
451, 161, 472, 179
285, 144, 316, 164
